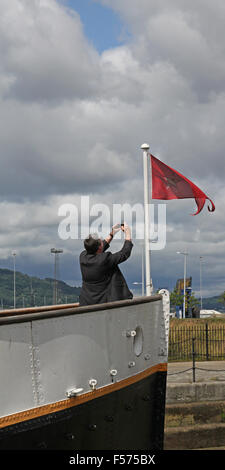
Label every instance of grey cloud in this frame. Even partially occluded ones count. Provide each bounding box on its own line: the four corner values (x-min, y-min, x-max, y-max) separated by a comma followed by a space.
99, 0, 225, 100
0, 0, 224, 201
0, 97, 138, 199
0, 0, 100, 102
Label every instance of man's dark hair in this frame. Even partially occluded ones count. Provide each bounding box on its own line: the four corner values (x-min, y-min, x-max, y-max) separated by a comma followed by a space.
84, 234, 101, 254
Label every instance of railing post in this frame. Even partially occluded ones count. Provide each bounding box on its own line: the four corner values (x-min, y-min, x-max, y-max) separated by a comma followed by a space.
192, 337, 196, 383
206, 323, 209, 361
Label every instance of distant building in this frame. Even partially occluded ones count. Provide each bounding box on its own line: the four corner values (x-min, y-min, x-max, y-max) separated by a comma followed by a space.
200, 309, 223, 318
176, 277, 192, 292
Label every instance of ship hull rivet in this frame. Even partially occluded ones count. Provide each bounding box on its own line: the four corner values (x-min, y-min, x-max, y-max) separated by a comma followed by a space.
89, 424, 97, 431
105, 415, 114, 422
142, 395, 151, 401
36, 441, 47, 449
65, 433, 75, 440
125, 405, 133, 411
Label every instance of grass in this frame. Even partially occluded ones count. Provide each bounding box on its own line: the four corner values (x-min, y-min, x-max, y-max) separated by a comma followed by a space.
170, 316, 225, 326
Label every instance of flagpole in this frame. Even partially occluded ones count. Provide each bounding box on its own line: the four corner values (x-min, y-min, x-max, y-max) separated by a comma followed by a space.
177, 250, 188, 318
141, 143, 152, 296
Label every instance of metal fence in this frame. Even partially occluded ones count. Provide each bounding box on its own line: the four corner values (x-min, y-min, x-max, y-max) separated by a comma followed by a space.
168, 323, 225, 362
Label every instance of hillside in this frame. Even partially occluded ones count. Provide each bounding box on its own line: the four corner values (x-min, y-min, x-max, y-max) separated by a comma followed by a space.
200, 295, 225, 312
0, 267, 224, 312
0, 268, 81, 309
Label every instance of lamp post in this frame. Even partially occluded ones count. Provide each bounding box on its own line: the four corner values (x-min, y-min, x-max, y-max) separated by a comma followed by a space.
51, 248, 63, 304
141, 244, 145, 296
200, 256, 203, 310
177, 250, 188, 319
12, 251, 16, 309
133, 282, 143, 297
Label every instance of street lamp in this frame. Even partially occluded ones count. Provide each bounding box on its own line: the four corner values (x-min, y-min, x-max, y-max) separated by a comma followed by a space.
12, 251, 16, 309
200, 256, 203, 310
133, 282, 143, 297
51, 248, 63, 305
177, 250, 188, 319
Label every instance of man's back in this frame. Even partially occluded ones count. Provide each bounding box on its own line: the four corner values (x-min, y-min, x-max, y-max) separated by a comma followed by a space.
79, 238, 133, 306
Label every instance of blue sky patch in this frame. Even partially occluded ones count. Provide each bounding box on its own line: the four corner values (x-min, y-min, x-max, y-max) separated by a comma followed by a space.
58, 0, 130, 52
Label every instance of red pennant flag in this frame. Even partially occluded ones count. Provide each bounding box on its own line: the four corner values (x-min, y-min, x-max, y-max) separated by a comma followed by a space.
150, 154, 215, 215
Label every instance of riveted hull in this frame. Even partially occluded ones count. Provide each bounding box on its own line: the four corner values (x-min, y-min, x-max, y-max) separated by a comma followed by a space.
0, 366, 167, 450
0, 293, 170, 450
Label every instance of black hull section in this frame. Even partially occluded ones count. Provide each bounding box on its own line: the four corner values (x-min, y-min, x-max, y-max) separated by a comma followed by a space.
0, 369, 167, 450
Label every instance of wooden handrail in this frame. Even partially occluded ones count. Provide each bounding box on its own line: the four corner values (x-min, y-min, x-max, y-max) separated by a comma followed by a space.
0, 303, 79, 317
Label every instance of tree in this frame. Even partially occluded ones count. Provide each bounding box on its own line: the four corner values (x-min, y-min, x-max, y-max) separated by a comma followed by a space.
218, 291, 225, 304
187, 291, 200, 309
170, 288, 183, 308
170, 287, 200, 317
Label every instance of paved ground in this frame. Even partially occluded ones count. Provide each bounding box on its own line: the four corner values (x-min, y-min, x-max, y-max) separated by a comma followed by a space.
167, 361, 225, 383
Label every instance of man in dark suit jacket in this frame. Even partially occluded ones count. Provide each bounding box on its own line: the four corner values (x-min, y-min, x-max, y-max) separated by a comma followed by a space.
79, 223, 133, 306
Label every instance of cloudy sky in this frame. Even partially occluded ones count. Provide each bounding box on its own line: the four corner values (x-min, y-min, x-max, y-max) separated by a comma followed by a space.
0, 0, 224, 301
